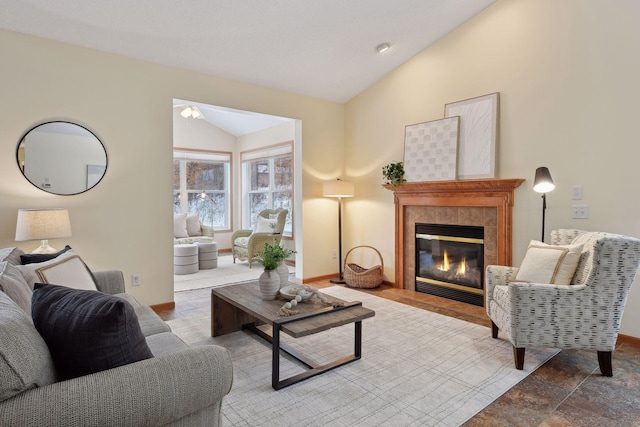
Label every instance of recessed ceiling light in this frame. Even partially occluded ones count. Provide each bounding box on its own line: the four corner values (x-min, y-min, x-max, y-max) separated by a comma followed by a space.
376, 43, 391, 54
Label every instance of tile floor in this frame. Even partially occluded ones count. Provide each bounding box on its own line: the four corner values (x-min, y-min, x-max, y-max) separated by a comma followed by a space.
156, 280, 640, 426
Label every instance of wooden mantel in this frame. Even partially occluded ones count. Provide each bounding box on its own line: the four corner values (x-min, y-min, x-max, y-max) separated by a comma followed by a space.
388, 178, 525, 290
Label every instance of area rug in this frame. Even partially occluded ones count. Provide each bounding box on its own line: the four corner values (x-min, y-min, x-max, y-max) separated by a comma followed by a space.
174, 254, 295, 292
167, 286, 559, 426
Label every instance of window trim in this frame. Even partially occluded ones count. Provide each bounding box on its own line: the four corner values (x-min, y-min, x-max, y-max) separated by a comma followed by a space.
240, 141, 294, 239
173, 147, 233, 232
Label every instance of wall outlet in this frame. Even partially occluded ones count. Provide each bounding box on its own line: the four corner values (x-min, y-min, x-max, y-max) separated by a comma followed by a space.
132, 274, 141, 286
572, 205, 589, 219
332, 250, 337, 259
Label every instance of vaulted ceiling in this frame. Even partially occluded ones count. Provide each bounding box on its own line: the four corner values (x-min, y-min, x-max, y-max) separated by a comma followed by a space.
0, 0, 495, 103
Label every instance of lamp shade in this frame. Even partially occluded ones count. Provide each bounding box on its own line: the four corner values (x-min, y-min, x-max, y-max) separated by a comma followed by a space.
323, 179, 354, 198
15, 208, 72, 241
533, 167, 555, 193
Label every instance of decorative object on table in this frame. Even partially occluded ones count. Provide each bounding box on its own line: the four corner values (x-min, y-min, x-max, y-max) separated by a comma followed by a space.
261, 242, 296, 289
277, 284, 344, 317
323, 179, 355, 284
382, 161, 406, 189
15, 208, 72, 254
257, 242, 283, 300
444, 92, 499, 179
403, 117, 460, 182
532, 166, 555, 242
343, 245, 384, 289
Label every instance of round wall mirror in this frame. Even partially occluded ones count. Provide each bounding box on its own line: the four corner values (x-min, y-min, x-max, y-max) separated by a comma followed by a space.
16, 121, 108, 195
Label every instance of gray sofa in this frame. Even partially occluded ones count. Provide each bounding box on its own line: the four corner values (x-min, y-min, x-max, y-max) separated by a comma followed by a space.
0, 247, 233, 427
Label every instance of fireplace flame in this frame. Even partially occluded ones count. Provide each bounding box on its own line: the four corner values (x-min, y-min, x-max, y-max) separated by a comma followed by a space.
439, 250, 449, 271
456, 257, 467, 276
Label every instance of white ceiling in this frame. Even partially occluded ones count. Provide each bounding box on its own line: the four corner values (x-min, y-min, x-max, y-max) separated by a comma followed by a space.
173, 99, 293, 137
0, 0, 495, 104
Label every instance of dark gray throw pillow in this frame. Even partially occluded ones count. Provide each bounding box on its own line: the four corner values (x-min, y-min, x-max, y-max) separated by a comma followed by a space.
31, 283, 153, 380
20, 245, 72, 265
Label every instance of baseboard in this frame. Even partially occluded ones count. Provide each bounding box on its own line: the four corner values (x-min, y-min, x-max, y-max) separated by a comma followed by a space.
618, 333, 640, 346
218, 248, 232, 253
150, 301, 175, 313
303, 274, 337, 283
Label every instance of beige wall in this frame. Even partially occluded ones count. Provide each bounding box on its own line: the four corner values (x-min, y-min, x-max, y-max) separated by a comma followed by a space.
0, 29, 344, 306
3, 0, 640, 337
344, 0, 640, 337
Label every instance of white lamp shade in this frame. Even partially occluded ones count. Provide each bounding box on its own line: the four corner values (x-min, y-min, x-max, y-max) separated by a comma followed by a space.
323, 180, 354, 198
15, 209, 72, 241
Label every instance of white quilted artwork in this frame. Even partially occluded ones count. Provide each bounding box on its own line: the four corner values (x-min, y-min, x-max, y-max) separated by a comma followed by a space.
403, 116, 460, 182
445, 92, 499, 179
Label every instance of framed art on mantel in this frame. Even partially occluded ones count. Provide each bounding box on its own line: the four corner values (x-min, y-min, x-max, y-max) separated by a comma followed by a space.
445, 92, 499, 180
403, 116, 460, 182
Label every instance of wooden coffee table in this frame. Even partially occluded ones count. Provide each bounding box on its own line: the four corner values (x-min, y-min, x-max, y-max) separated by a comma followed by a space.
211, 281, 375, 390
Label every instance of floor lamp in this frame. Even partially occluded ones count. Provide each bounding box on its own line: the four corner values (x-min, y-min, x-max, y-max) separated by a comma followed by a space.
533, 167, 555, 242
323, 179, 354, 284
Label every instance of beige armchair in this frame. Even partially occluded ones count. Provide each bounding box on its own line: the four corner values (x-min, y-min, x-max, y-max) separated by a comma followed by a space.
486, 229, 640, 376
232, 209, 288, 267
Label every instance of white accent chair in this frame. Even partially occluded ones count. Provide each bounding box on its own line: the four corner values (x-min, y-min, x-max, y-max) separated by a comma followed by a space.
231, 209, 288, 268
485, 229, 640, 376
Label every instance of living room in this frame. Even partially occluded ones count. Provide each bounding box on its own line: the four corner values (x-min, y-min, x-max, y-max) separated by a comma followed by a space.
1, 0, 639, 424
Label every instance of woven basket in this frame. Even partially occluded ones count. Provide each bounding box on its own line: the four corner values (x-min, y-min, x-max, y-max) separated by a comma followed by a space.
343, 245, 384, 289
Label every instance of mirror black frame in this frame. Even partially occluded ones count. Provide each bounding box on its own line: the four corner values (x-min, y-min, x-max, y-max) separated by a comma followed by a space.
16, 121, 108, 196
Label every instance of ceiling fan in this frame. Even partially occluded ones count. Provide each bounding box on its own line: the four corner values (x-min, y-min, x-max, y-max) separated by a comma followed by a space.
173, 104, 204, 119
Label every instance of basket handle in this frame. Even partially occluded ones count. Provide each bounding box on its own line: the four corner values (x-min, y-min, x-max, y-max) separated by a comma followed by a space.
343, 245, 384, 272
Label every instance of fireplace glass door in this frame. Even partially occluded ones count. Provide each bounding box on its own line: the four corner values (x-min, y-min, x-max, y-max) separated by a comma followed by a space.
415, 224, 484, 306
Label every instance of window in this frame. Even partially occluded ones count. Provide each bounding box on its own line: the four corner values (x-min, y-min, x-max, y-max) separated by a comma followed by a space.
241, 142, 293, 236
173, 149, 231, 230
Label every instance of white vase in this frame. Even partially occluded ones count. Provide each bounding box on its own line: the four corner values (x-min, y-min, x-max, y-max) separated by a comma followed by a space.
276, 262, 289, 289
259, 269, 280, 300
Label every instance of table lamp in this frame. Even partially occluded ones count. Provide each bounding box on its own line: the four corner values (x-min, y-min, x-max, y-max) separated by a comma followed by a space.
15, 208, 72, 254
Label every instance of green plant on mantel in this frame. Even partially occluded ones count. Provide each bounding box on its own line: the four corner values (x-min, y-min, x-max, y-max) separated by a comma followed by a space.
382, 161, 406, 189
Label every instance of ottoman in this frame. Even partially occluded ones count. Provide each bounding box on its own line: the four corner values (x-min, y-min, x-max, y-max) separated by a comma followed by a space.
174, 244, 199, 275
197, 241, 218, 269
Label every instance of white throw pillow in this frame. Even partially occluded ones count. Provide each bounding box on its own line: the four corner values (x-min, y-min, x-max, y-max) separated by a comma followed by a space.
35, 256, 98, 291
514, 240, 583, 285
174, 213, 188, 238
253, 215, 277, 234
186, 213, 202, 236
15, 250, 98, 291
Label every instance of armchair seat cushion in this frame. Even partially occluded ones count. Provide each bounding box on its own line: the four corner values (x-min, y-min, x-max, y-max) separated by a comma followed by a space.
234, 236, 250, 248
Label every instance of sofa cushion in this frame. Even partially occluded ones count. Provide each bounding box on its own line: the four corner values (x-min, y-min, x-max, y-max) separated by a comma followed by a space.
0, 247, 25, 266
31, 284, 154, 381
15, 250, 97, 291
187, 213, 203, 236
0, 261, 33, 316
114, 293, 172, 336
514, 240, 583, 285
20, 245, 72, 265
174, 213, 189, 238
0, 292, 57, 403
145, 331, 190, 357
174, 236, 215, 245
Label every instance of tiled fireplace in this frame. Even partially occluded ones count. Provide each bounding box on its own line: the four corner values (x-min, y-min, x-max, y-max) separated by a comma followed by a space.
388, 179, 524, 306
